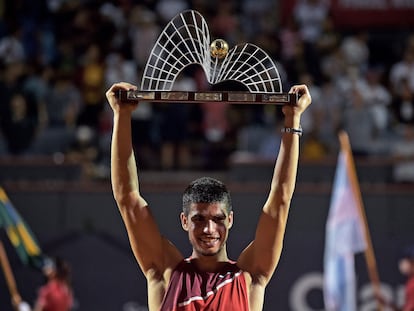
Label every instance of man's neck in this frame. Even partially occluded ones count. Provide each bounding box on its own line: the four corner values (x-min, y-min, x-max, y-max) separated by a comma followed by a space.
190, 249, 230, 272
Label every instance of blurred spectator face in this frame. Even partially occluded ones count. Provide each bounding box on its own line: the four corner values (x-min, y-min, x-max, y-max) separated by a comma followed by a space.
5, 62, 25, 83
11, 94, 28, 121
399, 258, 414, 276
405, 49, 414, 63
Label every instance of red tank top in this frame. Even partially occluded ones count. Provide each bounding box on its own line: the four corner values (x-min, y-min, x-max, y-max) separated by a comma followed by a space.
159, 258, 249, 310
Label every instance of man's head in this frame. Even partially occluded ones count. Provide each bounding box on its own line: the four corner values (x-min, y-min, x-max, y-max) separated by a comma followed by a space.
182, 177, 232, 216
181, 177, 233, 258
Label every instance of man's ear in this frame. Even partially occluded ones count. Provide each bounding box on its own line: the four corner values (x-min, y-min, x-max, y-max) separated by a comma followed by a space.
228, 211, 234, 229
180, 212, 189, 231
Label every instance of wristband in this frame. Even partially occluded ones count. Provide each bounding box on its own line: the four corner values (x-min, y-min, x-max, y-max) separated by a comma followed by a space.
281, 125, 302, 137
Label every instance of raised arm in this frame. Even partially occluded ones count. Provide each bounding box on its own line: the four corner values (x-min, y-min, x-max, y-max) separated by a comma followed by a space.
237, 84, 312, 284
106, 82, 182, 279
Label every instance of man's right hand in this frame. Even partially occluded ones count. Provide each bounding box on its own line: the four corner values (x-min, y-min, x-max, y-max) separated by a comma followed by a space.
105, 82, 138, 114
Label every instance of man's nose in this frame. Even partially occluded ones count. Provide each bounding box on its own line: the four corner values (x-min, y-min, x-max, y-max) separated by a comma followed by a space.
203, 219, 215, 233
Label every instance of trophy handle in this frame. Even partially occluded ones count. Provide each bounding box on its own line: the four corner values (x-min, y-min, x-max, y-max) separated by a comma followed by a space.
117, 90, 298, 105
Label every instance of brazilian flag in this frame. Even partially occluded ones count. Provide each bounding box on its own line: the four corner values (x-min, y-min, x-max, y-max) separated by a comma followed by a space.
0, 187, 44, 269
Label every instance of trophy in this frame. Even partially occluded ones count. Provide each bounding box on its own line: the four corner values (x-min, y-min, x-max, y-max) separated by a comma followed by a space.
118, 10, 296, 105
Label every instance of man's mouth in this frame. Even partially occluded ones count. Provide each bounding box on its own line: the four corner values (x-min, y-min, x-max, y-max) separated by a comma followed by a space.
199, 237, 219, 247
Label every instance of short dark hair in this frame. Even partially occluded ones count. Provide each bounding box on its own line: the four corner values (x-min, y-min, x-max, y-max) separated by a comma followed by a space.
182, 177, 232, 215
54, 257, 71, 282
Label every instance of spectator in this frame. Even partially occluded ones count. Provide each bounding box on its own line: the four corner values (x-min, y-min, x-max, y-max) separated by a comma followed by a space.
361, 67, 392, 137
342, 86, 377, 156
391, 125, 414, 183
104, 51, 138, 90
399, 245, 414, 310
317, 76, 343, 153
278, 16, 304, 84
240, 0, 276, 41
316, 15, 341, 57
0, 24, 25, 65
320, 45, 347, 82
128, 6, 160, 69
391, 77, 414, 125
340, 31, 370, 74
1, 92, 38, 155
155, 0, 189, 24
76, 44, 106, 129
45, 71, 81, 129
0, 62, 39, 155
377, 244, 414, 311
390, 47, 414, 96
23, 65, 55, 131
210, 1, 240, 45
294, 0, 330, 80
34, 257, 73, 311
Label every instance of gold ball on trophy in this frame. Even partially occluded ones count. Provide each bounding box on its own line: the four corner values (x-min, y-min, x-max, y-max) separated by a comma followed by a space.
210, 39, 229, 60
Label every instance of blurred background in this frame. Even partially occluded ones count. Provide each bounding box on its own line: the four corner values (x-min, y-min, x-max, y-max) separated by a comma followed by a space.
1, 0, 414, 310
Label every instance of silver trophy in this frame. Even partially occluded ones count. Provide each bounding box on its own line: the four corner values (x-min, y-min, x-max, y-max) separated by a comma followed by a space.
118, 10, 296, 105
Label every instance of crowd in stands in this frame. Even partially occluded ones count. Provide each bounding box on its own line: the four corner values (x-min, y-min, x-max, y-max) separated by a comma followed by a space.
0, 0, 414, 181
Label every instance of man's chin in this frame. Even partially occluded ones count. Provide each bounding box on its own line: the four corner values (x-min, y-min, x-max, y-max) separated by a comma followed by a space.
201, 250, 219, 257
191, 240, 226, 257
196, 247, 220, 257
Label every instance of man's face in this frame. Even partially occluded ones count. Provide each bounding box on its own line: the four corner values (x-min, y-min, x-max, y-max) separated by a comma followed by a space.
180, 202, 233, 258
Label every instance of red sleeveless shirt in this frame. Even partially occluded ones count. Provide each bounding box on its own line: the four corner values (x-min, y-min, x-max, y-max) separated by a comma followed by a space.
159, 258, 249, 310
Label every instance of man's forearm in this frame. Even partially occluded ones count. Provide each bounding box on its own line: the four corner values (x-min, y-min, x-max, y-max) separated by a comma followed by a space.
265, 114, 301, 216
111, 112, 139, 203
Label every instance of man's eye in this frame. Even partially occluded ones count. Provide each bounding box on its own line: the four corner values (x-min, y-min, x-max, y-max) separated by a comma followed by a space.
192, 216, 203, 222
214, 216, 226, 223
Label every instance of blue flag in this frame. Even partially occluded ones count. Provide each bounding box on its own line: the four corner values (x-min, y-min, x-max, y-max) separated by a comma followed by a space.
0, 187, 44, 269
323, 151, 367, 311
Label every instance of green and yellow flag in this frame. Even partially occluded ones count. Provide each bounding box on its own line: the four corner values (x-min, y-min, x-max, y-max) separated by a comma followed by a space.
0, 187, 43, 269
